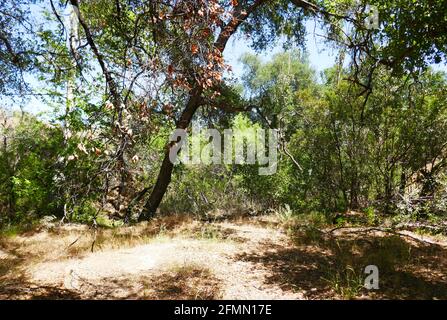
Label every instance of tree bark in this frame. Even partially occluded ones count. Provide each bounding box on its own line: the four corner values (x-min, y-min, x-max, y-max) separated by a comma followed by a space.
139, 0, 346, 219
139, 87, 203, 220
70, 0, 129, 207
64, 2, 79, 143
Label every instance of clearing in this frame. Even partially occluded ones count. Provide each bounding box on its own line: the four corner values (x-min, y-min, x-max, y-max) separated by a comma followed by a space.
0, 215, 446, 300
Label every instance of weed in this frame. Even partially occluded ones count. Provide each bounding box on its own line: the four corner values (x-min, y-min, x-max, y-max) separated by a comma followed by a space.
322, 265, 364, 299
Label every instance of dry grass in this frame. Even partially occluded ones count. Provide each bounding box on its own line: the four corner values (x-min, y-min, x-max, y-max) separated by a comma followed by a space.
141, 263, 222, 300
0, 214, 199, 290
0, 214, 302, 300
234, 223, 447, 300
2, 213, 445, 300
0, 263, 222, 300
0, 214, 197, 261
1, 212, 264, 270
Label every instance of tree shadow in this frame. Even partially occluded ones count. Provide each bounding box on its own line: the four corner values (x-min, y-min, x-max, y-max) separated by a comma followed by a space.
95, 265, 222, 300
235, 229, 447, 299
0, 274, 82, 300
0, 264, 222, 300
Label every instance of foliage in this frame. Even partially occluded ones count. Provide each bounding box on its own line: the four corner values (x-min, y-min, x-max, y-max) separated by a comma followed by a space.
0, 112, 63, 224
0, 1, 447, 227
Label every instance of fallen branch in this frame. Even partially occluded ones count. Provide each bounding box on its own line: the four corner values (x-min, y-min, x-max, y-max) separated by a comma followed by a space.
328, 226, 442, 246
395, 222, 447, 234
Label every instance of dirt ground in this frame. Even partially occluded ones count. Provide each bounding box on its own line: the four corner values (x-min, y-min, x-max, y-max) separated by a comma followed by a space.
1, 215, 446, 300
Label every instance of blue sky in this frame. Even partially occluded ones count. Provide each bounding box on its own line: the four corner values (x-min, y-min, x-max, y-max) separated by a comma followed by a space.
7, 18, 446, 116
224, 19, 447, 81
224, 20, 338, 81
16, 20, 338, 115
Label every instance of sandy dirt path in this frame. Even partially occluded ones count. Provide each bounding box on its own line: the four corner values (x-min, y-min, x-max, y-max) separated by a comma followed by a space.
1, 219, 304, 299
3, 216, 446, 300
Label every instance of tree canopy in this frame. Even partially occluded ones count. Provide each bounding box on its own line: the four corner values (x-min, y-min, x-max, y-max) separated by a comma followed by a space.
0, 0, 446, 224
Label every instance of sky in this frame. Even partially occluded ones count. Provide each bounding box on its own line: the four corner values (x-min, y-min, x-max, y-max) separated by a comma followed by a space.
5, 15, 446, 116
224, 20, 447, 81
223, 20, 339, 82
13, 20, 338, 116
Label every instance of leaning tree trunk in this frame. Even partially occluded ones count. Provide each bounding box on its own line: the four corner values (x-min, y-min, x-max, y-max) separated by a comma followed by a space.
138, 0, 273, 220
139, 87, 203, 220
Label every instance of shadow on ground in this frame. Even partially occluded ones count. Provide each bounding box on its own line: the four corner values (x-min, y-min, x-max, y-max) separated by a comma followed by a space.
0, 264, 221, 300
235, 228, 447, 299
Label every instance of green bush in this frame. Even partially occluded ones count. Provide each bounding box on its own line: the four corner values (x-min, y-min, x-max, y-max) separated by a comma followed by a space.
0, 113, 64, 224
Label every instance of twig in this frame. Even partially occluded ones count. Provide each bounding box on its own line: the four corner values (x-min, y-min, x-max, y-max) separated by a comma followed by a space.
90, 219, 98, 253
67, 237, 79, 248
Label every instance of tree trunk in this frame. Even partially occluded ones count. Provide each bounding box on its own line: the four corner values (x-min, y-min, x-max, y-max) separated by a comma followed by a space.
65, 1, 79, 142
138, 0, 267, 220
139, 87, 203, 220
